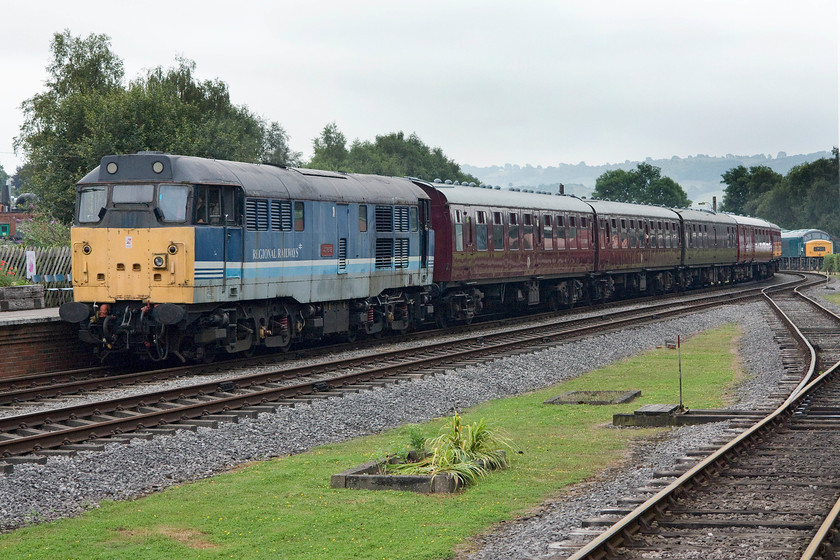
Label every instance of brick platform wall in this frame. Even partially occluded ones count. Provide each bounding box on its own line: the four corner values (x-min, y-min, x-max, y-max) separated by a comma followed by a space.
0, 322, 96, 378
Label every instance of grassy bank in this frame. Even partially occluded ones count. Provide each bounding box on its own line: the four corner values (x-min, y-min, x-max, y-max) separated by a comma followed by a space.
0, 324, 744, 560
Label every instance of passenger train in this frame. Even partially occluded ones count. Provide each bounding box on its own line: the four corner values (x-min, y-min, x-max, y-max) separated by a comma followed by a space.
59, 153, 781, 362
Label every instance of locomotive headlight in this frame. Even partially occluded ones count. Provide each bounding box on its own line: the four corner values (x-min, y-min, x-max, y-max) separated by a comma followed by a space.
82, 244, 92, 255
168, 244, 178, 255
153, 254, 167, 269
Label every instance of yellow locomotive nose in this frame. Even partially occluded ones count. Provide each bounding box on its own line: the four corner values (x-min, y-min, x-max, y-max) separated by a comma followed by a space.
71, 227, 194, 304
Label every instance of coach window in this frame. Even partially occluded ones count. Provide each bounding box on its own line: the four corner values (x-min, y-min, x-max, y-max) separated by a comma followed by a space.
557, 216, 566, 250
455, 210, 464, 252
580, 217, 590, 249
476, 211, 488, 251
359, 205, 368, 232
618, 218, 627, 249
79, 187, 108, 223
157, 185, 188, 222
493, 212, 504, 251
509, 212, 519, 251
543, 215, 553, 250
568, 216, 578, 250
294, 201, 305, 231
610, 219, 618, 249
523, 214, 534, 250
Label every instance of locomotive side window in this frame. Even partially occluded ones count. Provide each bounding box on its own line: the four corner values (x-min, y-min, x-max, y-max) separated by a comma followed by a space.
157, 185, 188, 222
508, 212, 519, 251
207, 187, 222, 225
359, 205, 368, 232
476, 211, 488, 251
410, 207, 418, 232
294, 202, 305, 231
195, 185, 237, 226
79, 187, 108, 223
493, 212, 504, 251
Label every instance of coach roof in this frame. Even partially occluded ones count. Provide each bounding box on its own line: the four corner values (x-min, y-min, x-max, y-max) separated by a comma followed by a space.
429, 183, 594, 213
79, 153, 428, 205
586, 199, 680, 220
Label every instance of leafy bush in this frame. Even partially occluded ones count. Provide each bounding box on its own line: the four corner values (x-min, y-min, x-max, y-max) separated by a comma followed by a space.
822, 254, 839, 274
386, 413, 512, 488
15, 213, 71, 248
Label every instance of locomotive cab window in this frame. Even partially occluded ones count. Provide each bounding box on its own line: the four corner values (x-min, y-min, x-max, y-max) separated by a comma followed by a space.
157, 185, 188, 222
78, 187, 108, 223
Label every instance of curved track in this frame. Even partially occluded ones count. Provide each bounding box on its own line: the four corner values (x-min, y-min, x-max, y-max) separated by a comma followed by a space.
560, 273, 840, 560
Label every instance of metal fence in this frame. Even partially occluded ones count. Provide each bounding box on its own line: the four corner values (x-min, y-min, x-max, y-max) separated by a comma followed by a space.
0, 245, 73, 307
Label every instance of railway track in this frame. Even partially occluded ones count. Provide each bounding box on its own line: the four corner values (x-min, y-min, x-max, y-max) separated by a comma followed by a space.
556, 274, 840, 560
0, 275, 810, 463
0, 276, 798, 407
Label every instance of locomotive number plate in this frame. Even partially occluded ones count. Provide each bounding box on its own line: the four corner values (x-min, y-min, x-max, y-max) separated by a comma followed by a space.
320, 244, 334, 257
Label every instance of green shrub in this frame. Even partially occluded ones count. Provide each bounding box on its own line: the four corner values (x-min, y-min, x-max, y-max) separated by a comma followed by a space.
386, 413, 512, 488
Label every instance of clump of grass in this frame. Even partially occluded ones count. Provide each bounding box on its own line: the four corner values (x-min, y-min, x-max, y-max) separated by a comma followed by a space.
386, 413, 512, 488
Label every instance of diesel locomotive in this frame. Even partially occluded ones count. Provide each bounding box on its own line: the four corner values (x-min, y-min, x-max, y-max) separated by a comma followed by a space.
59, 152, 781, 362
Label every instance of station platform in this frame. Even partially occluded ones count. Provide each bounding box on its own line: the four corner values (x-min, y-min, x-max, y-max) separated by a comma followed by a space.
0, 307, 94, 378
0, 306, 61, 327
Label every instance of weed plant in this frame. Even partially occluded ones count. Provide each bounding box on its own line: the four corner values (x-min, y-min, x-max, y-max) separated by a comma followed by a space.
385, 413, 512, 488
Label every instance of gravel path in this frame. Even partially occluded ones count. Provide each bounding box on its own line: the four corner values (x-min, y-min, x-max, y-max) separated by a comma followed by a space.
0, 298, 787, 554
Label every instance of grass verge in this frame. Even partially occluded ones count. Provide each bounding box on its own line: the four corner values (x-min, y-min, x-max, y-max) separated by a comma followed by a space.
824, 292, 840, 307
0, 324, 744, 560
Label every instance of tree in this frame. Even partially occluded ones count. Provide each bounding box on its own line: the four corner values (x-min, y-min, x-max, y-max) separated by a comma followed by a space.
261, 122, 302, 167
15, 31, 299, 222
593, 163, 690, 207
719, 165, 782, 215
308, 122, 349, 171
306, 124, 479, 184
722, 148, 840, 238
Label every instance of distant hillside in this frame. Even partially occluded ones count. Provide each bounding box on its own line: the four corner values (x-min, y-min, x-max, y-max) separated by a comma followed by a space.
462, 151, 833, 206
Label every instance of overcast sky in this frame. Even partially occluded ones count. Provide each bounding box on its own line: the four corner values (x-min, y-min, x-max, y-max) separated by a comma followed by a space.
1, 0, 837, 176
